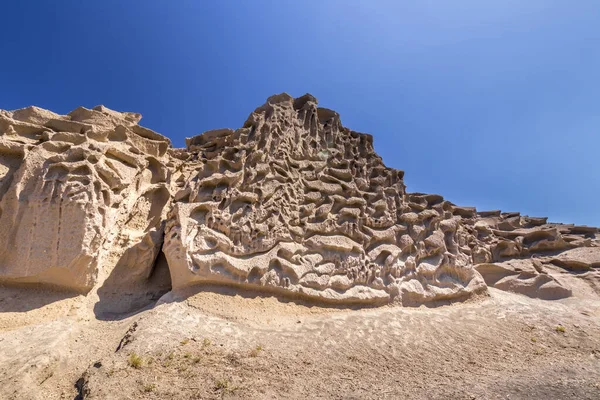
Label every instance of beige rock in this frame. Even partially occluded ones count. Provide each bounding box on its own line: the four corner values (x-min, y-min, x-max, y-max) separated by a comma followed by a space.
163, 94, 486, 305
1, 93, 599, 307
0, 105, 174, 297
550, 247, 600, 270
475, 260, 572, 300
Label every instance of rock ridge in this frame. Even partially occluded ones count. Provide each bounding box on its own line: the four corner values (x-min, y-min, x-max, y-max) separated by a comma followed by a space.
0, 93, 598, 309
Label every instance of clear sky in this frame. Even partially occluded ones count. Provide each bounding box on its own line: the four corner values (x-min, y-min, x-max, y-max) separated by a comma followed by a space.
1, 1, 598, 226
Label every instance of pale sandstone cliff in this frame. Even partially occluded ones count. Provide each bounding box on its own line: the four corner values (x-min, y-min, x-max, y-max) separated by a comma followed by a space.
0, 105, 175, 313
0, 93, 598, 309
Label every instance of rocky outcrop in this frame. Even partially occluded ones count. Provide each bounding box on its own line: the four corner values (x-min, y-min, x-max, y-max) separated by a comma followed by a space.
0, 105, 176, 293
163, 94, 487, 305
470, 213, 600, 299
1, 93, 599, 307
161, 94, 600, 304
475, 260, 572, 300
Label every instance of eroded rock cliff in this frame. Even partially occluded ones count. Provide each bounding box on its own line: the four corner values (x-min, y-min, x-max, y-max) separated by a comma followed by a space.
0, 105, 176, 296
1, 93, 598, 308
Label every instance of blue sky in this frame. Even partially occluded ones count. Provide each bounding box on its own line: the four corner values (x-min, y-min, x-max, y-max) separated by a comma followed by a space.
1, 1, 598, 226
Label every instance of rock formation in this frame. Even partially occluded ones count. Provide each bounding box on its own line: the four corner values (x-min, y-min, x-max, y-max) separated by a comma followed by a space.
0, 105, 175, 302
1, 93, 599, 308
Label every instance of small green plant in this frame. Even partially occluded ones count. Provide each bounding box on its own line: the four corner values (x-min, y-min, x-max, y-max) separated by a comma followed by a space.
180, 338, 190, 345
167, 352, 175, 360
142, 383, 156, 393
215, 378, 231, 391
249, 345, 263, 357
535, 348, 545, 356
531, 337, 537, 343
214, 378, 238, 396
202, 338, 212, 347
192, 356, 202, 364
555, 325, 566, 333
128, 353, 143, 369
184, 352, 191, 359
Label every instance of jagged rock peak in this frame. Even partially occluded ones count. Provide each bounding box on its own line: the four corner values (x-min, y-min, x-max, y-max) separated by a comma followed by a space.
185, 93, 393, 180
186, 93, 372, 160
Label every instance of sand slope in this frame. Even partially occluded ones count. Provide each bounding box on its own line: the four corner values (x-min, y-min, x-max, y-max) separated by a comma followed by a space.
1, 287, 599, 400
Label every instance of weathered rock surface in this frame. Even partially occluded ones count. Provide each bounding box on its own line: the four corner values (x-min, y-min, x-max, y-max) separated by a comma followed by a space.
1, 93, 599, 307
0, 105, 176, 295
164, 94, 486, 305
475, 260, 572, 300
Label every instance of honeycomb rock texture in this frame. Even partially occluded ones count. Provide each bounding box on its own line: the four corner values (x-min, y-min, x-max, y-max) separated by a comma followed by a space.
162, 93, 600, 305
1, 93, 599, 306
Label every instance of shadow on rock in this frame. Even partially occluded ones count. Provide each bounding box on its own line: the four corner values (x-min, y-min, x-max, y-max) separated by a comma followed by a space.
93, 251, 172, 321
0, 283, 80, 313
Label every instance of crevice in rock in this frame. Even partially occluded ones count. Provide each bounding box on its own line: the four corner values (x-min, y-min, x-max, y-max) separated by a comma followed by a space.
116, 321, 138, 352
73, 373, 89, 400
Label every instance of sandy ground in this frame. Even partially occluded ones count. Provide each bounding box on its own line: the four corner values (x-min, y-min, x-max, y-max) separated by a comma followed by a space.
0, 285, 599, 400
